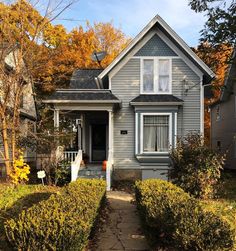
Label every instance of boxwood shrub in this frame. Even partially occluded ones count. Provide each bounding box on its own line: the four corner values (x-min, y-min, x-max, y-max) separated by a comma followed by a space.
5, 179, 106, 251
135, 179, 234, 251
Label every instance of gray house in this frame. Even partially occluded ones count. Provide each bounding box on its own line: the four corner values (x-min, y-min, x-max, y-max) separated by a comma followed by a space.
44, 15, 214, 189
211, 48, 236, 169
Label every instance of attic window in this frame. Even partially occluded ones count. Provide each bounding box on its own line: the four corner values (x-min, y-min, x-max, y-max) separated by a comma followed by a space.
141, 58, 171, 94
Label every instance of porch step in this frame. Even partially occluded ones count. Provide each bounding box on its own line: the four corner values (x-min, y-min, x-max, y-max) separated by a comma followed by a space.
77, 169, 106, 179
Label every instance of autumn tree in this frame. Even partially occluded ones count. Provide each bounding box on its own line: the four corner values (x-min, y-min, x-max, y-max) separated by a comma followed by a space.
35, 21, 130, 93
0, 0, 76, 181
192, 43, 232, 143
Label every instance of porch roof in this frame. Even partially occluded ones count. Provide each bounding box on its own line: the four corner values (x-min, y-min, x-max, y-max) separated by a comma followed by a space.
130, 94, 183, 106
43, 90, 121, 104
70, 69, 103, 89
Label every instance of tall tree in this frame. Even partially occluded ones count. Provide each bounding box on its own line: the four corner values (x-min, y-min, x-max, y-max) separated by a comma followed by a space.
35, 21, 130, 93
0, 0, 76, 180
192, 43, 232, 144
189, 0, 236, 46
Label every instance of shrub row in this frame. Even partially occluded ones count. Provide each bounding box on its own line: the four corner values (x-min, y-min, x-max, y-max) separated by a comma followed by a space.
4, 179, 106, 251
135, 179, 234, 251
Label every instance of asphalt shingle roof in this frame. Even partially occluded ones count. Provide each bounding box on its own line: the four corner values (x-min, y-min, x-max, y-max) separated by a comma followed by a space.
70, 69, 103, 89
130, 94, 183, 103
44, 90, 120, 103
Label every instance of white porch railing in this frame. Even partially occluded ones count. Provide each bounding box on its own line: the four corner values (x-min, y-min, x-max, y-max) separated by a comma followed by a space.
64, 151, 77, 163
71, 150, 83, 181
106, 150, 113, 191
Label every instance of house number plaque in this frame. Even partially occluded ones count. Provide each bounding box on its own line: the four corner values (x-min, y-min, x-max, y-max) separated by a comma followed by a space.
120, 130, 128, 135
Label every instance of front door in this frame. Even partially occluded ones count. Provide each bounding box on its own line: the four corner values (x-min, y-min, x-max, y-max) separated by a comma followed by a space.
91, 124, 106, 161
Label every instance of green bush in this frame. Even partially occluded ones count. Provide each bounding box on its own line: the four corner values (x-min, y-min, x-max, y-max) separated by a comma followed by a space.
135, 179, 234, 251
170, 133, 225, 199
4, 179, 106, 251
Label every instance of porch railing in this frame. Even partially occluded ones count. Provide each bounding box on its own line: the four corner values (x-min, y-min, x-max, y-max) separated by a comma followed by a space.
71, 150, 83, 182
64, 151, 78, 163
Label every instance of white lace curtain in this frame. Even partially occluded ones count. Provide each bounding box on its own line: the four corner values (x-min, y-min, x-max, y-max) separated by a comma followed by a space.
143, 115, 169, 152
143, 59, 154, 92
158, 59, 170, 92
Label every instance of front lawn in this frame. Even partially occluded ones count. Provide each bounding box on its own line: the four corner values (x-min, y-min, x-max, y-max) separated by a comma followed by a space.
0, 183, 59, 250
201, 174, 236, 246
1, 179, 106, 251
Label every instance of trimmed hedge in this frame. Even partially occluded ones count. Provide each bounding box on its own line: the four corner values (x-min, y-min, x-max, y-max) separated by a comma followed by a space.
135, 179, 234, 251
5, 179, 106, 251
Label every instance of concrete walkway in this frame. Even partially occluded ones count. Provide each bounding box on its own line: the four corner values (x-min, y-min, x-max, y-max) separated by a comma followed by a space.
96, 191, 149, 251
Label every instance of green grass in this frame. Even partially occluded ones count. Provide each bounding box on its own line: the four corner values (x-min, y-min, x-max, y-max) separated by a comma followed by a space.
201, 174, 236, 249
0, 183, 59, 250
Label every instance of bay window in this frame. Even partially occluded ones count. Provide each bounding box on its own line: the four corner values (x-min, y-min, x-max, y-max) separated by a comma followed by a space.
142, 58, 171, 94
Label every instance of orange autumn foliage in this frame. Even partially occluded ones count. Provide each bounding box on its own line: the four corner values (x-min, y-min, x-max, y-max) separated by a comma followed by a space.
193, 43, 233, 144
34, 22, 131, 93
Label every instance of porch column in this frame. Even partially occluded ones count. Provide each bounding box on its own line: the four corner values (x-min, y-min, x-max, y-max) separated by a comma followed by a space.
108, 110, 114, 161
54, 109, 60, 128
107, 110, 114, 191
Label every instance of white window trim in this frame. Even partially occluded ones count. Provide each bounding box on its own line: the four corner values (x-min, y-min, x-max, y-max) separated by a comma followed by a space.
140, 112, 173, 154
140, 57, 172, 95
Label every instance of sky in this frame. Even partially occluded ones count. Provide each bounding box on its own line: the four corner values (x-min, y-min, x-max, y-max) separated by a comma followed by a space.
53, 0, 207, 47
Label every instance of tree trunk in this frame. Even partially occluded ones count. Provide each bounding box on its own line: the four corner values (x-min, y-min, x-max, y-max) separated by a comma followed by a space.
1, 116, 11, 179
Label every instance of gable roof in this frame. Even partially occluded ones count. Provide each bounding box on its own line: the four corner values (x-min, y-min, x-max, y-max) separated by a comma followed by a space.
70, 69, 103, 89
98, 15, 215, 82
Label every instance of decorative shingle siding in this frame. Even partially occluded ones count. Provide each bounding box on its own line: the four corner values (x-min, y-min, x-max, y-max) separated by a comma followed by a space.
135, 34, 177, 57
111, 58, 140, 169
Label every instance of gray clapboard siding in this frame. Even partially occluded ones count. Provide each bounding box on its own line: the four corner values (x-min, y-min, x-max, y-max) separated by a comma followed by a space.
112, 58, 140, 169
111, 57, 201, 169
172, 58, 201, 135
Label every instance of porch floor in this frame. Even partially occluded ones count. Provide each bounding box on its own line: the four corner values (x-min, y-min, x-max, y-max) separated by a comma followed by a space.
77, 163, 106, 179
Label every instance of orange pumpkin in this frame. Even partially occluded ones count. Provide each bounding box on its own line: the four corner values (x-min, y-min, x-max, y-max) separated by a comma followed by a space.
102, 160, 107, 171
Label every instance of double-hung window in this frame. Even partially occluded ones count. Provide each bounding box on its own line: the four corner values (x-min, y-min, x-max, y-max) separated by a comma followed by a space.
142, 114, 172, 153
142, 58, 171, 94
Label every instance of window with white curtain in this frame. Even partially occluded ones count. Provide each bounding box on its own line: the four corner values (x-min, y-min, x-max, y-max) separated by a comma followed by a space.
141, 58, 171, 94
158, 59, 170, 92
143, 59, 154, 92
143, 115, 169, 152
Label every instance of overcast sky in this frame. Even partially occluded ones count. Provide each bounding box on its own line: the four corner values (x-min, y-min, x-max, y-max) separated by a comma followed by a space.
54, 0, 207, 47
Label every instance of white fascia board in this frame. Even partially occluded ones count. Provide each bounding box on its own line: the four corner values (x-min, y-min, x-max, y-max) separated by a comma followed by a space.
155, 16, 215, 79
98, 16, 158, 79
98, 14, 215, 81
130, 102, 183, 106
42, 100, 121, 104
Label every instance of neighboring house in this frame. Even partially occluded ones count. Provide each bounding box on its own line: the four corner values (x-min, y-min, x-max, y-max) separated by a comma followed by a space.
211, 48, 236, 169
0, 47, 37, 177
43, 15, 214, 186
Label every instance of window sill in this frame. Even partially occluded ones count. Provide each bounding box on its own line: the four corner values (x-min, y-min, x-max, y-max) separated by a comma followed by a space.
135, 153, 170, 163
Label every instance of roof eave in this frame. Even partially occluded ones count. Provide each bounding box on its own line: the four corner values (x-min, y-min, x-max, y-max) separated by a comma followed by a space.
98, 15, 215, 80
42, 100, 121, 104
130, 101, 183, 106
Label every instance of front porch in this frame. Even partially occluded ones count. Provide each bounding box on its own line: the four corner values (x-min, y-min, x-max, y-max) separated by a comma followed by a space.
53, 108, 115, 190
